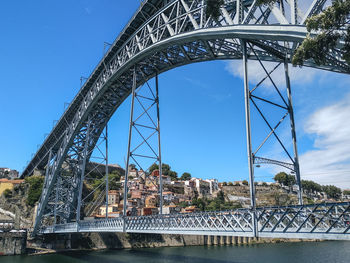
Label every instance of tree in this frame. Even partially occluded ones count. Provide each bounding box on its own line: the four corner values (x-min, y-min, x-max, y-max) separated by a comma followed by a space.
256, 1, 350, 67
344, 190, 350, 195
292, 0, 350, 67
148, 163, 178, 181
301, 180, 322, 193
25, 176, 44, 206
274, 172, 295, 187
180, 172, 191, 181
3, 189, 12, 198
322, 185, 342, 199
205, 0, 224, 20
228, 182, 234, 186
242, 180, 248, 186
92, 171, 121, 191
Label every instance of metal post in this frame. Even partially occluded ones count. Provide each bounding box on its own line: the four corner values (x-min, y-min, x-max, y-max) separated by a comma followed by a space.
44, 149, 53, 189
76, 120, 91, 223
284, 59, 303, 205
123, 68, 137, 224
200, 0, 204, 28
54, 176, 61, 227
242, 40, 257, 237
156, 74, 163, 214
105, 124, 109, 219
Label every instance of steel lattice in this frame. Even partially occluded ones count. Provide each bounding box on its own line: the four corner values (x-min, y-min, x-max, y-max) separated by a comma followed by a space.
23, 0, 350, 237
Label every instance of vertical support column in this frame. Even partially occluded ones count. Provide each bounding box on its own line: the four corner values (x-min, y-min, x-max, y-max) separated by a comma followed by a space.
54, 176, 61, 226
105, 124, 109, 219
43, 149, 53, 190
156, 74, 163, 214
76, 120, 91, 223
242, 40, 257, 237
200, 0, 204, 28
284, 60, 303, 205
235, 0, 243, 24
123, 68, 137, 227
290, 0, 297, 25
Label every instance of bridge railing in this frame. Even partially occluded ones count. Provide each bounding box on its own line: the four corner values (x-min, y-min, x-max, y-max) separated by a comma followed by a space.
256, 202, 350, 239
39, 202, 350, 240
125, 209, 254, 235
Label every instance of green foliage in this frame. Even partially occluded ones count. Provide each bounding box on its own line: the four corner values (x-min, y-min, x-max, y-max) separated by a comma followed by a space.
242, 180, 248, 186
322, 185, 342, 199
205, 0, 224, 20
25, 176, 44, 206
228, 182, 234, 186
292, 0, 350, 67
149, 163, 178, 181
192, 191, 242, 212
223, 182, 227, 186
3, 188, 12, 198
179, 201, 189, 208
262, 182, 268, 187
273, 172, 296, 187
92, 170, 121, 191
180, 172, 191, 181
344, 190, 350, 195
301, 180, 322, 193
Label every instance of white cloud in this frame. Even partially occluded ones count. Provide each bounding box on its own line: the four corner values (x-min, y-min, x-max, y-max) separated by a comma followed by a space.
225, 60, 319, 90
300, 93, 350, 189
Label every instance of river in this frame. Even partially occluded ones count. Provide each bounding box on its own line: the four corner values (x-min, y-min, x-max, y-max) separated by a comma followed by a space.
3, 241, 350, 262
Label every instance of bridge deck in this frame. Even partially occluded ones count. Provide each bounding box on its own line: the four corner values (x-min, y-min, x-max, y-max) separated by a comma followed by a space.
40, 202, 350, 241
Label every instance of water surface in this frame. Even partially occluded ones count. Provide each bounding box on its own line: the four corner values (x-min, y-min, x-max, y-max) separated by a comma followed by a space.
4, 241, 350, 263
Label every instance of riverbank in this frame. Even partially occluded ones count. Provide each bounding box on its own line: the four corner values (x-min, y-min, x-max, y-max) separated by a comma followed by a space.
26, 232, 318, 256
0, 230, 27, 256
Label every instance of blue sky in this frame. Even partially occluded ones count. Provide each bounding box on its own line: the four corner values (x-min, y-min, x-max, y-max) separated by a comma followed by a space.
1, 1, 350, 188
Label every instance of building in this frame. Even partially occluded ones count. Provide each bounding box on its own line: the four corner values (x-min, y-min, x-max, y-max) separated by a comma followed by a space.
142, 207, 158, 216
182, 206, 197, 213
0, 168, 19, 179
98, 204, 119, 216
145, 195, 157, 207
191, 178, 210, 197
205, 179, 219, 195
108, 190, 120, 205
163, 205, 181, 214
0, 179, 24, 195
162, 191, 175, 202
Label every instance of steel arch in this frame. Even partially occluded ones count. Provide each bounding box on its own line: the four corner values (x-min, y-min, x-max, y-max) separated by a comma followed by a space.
26, 0, 349, 235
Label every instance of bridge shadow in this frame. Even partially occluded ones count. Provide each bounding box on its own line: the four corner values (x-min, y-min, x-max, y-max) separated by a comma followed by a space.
93, 232, 166, 249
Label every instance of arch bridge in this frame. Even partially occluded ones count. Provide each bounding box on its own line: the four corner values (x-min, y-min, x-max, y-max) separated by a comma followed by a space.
22, 0, 350, 240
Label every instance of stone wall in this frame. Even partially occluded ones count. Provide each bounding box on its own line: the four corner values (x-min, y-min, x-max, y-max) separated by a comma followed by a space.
0, 231, 27, 256
30, 232, 304, 252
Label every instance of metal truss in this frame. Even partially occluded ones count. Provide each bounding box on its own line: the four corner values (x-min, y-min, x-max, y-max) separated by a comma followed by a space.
40, 202, 350, 241
123, 68, 163, 217
22, 0, 349, 180
27, 0, 350, 236
242, 41, 303, 208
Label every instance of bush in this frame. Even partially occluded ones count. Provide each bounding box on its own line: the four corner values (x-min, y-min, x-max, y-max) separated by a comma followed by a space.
3, 188, 12, 198
228, 182, 233, 186
25, 176, 44, 206
343, 190, 350, 196
242, 180, 248, 186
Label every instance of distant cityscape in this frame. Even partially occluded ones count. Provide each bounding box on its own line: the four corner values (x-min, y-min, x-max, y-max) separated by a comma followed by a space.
1, 164, 350, 221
